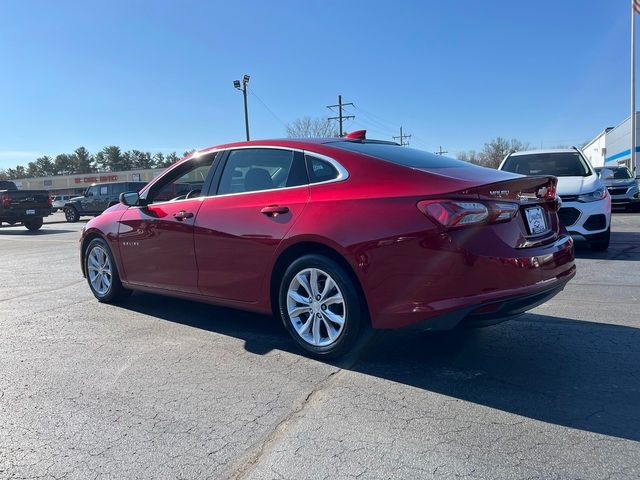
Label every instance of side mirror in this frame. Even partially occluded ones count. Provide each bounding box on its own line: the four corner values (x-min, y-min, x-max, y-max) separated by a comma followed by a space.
119, 191, 140, 207
84, 191, 92, 197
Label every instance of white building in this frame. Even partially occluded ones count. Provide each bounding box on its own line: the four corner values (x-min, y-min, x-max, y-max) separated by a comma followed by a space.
582, 127, 612, 167
583, 113, 639, 168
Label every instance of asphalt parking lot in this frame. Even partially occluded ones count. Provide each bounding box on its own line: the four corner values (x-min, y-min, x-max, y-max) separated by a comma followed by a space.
1, 211, 639, 479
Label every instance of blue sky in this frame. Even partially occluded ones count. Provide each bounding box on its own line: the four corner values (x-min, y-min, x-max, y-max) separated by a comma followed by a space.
0, 0, 632, 169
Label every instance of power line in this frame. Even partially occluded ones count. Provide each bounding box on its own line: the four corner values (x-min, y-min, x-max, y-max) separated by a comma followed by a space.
247, 88, 288, 129
392, 126, 412, 146
353, 103, 440, 150
327, 95, 355, 136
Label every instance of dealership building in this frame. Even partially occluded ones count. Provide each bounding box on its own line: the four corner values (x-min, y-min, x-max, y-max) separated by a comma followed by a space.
583, 113, 639, 169
11, 167, 165, 195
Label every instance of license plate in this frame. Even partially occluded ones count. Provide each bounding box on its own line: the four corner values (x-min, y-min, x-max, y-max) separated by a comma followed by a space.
525, 206, 547, 234
26, 209, 35, 215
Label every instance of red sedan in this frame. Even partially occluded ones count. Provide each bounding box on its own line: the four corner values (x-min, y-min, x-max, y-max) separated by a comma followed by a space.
80, 133, 575, 358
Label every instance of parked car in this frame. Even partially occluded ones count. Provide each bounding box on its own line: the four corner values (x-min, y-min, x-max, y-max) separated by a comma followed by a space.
80, 134, 576, 358
64, 182, 148, 222
0, 180, 52, 230
500, 148, 611, 251
51, 195, 72, 211
594, 166, 640, 211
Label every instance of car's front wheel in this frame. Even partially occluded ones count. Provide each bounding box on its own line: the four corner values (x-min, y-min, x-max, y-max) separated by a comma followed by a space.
64, 206, 80, 223
84, 238, 131, 302
279, 254, 364, 359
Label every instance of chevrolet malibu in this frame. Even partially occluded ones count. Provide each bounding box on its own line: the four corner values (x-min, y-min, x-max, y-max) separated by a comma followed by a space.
80, 133, 575, 358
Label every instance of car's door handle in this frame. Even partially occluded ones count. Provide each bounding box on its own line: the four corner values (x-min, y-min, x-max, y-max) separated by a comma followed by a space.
173, 210, 194, 221
260, 205, 290, 217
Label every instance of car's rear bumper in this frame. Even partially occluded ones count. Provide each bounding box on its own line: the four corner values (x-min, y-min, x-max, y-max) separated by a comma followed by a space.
402, 271, 574, 331
0, 207, 52, 221
368, 232, 575, 330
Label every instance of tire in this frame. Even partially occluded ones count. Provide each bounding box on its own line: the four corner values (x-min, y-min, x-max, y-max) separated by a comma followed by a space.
64, 206, 80, 223
84, 238, 131, 303
589, 227, 610, 251
23, 217, 43, 231
279, 254, 364, 359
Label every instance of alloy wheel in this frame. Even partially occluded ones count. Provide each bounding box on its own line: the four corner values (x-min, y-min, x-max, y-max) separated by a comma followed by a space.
87, 245, 112, 296
286, 268, 346, 347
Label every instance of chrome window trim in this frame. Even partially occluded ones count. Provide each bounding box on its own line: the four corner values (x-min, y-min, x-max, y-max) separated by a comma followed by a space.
133, 145, 350, 206
303, 150, 350, 185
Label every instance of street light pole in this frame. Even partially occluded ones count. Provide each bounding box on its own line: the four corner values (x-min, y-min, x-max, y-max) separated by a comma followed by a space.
234, 74, 250, 141
632, 1, 636, 174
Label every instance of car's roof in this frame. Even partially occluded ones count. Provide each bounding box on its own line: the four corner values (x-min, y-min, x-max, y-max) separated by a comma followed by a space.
195, 137, 398, 156
510, 148, 578, 156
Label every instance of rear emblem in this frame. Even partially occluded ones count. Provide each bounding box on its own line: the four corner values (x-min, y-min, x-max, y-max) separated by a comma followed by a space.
537, 187, 548, 198
489, 189, 510, 197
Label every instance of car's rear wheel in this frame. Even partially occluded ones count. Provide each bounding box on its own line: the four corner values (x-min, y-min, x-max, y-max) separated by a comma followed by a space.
85, 238, 131, 302
23, 217, 43, 231
279, 254, 363, 359
588, 227, 610, 251
64, 206, 79, 223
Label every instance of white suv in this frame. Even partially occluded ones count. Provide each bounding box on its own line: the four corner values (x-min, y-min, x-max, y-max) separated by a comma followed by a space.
499, 148, 611, 250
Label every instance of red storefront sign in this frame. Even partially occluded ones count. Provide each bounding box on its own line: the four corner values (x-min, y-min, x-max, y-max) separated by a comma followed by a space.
74, 175, 118, 184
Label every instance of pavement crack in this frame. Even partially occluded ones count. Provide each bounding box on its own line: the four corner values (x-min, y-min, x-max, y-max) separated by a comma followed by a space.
226, 367, 343, 480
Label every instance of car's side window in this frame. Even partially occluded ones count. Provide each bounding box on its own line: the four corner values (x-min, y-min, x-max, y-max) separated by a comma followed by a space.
217, 148, 306, 195
86, 185, 99, 197
305, 154, 340, 184
144, 153, 216, 204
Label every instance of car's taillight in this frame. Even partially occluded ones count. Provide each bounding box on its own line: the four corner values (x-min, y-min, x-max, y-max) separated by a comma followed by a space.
1, 193, 10, 208
47, 193, 53, 206
417, 200, 519, 228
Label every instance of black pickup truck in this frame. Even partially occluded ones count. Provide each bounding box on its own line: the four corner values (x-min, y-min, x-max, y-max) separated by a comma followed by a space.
0, 181, 52, 230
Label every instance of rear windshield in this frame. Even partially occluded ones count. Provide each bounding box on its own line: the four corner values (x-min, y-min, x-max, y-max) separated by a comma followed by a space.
595, 167, 633, 180
502, 152, 591, 177
331, 142, 475, 169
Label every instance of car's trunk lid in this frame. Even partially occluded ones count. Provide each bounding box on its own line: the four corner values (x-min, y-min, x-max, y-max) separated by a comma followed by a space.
470, 176, 560, 248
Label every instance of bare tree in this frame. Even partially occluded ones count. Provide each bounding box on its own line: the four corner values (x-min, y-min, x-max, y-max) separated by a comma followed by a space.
286, 116, 338, 138
457, 150, 481, 165
478, 137, 530, 169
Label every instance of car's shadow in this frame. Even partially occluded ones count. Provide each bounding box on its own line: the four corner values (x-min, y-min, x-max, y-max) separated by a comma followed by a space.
0, 228, 77, 235
574, 230, 640, 261
120, 293, 640, 442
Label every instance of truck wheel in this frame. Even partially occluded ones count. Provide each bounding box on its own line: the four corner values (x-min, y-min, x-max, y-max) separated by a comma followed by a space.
24, 217, 44, 231
64, 206, 80, 223
85, 238, 131, 303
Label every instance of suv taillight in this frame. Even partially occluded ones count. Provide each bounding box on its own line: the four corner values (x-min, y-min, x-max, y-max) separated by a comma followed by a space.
417, 200, 519, 228
1, 192, 10, 208
47, 193, 53, 206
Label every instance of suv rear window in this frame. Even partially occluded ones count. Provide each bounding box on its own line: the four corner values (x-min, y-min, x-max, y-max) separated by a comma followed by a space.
502, 152, 591, 177
331, 142, 474, 169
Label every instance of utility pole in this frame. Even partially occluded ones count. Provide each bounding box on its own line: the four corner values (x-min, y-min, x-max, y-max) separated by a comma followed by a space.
327, 95, 354, 136
233, 74, 250, 141
435, 146, 448, 155
632, 0, 638, 174
392, 126, 411, 146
